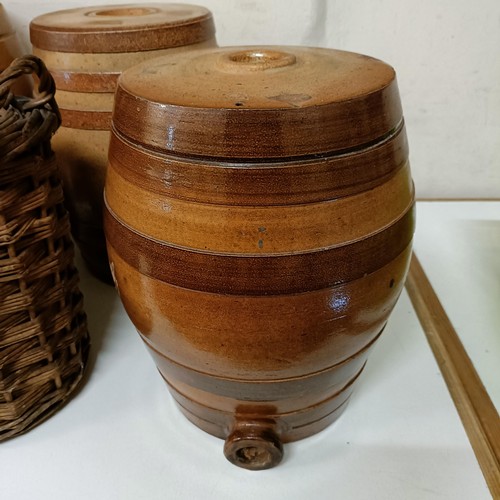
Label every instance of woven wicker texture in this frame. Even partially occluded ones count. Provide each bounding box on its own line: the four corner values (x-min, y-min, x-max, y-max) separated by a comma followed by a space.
0, 56, 89, 440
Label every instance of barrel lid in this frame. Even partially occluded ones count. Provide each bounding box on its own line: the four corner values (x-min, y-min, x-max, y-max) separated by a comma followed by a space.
30, 3, 215, 53
114, 46, 403, 159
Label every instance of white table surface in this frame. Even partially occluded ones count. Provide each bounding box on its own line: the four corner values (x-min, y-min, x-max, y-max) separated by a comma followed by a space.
0, 203, 493, 500
414, 201, 500, 411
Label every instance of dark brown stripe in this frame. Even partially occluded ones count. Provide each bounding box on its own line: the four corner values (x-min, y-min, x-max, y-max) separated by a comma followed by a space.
60, 108, 111, 130
168, 370, 357, 419
173, 388, 352, 442
145, 325, 381, 398
30, 16, 215, 53
113, 79, 402, 159
109, 123, 409, 205
51, 70, 119, 92
406, 254, 500, 496
104, 203, 415, 295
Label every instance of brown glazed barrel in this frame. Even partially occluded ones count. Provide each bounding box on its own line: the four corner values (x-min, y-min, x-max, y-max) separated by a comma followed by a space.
104, 47, 415, 470
29, 3, 216, 282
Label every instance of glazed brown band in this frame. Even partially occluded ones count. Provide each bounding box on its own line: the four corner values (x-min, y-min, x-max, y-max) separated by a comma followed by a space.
104, 203, 415, 295
171, 385, 352, 439
167, 367, 360, 416
144, 325, 383, 397
109, 123, 409, 205
51, 70, 119, 92
30, 16, 215, 53
60, 108, 111, 130
113, 80, 402, 158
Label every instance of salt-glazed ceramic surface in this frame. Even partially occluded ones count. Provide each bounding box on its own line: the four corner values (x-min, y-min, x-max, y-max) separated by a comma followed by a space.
104, 46, 415, 470
0, 3, 32, 95
29, 3, 217, 282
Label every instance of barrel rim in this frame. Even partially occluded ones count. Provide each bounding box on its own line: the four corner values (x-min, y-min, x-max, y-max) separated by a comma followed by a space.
30, 4, 215, 53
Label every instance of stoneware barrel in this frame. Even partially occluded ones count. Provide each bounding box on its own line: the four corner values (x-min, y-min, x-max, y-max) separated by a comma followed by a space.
29, 3, 216, 282
0, 3, 32, 95
104, 46, 415, 470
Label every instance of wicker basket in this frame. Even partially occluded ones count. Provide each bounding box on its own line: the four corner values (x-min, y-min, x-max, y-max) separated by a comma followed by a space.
0, 56, 89, 440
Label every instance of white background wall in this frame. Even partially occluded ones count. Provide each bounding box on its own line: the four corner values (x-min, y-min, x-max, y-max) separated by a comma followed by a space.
2, 0, 499, 198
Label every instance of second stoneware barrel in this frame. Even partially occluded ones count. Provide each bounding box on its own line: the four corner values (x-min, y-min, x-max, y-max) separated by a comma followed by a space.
104, 46, 415, 470
30, 3, 216, 282
0, 3, 32, 95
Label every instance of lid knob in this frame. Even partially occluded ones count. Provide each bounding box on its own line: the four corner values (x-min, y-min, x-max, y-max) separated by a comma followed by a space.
218, 49, 297, 72
85, 7, 161, 17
